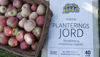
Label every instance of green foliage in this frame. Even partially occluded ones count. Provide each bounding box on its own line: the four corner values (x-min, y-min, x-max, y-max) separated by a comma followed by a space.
0, 49, 21, 57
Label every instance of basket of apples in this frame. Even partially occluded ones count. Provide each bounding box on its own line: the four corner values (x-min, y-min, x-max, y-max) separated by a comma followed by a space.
0, 0, 52, 57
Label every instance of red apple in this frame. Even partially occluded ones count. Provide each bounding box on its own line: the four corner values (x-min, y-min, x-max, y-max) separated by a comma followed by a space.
36, 4, 45, 15
5, 8, 11, 17
24, 33, 35, 45
22, 4, 30, 10
0, 16, 6, 26
21, 8, 31, 18
24, 20, 36, 32
20, 41, 29, 50
13, 0, 23, 9
4, 26, 13, 36
7, 17, 18, 28
36, 16, 44, 27
8, 37, 18, 47
0, 6, 7, 14
0, 0, 9, 6
0, 25, 3, 32
29, 12, 38, 20
16, 30, 24, 42
31, 42, 38, 50
21, 4, 31, 18
31, 3, 37, 11
12, 28, 19, 36
6, 6, 15, 12
32, 27, 41, 38
8, 8, 17, 17
17, 12, 23, 20
18, 18, 27, 28
0, 33, 8, 45
5, 6, 17, 17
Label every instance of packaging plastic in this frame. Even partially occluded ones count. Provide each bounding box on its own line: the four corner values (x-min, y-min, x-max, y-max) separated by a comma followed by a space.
42, 0, 99, 57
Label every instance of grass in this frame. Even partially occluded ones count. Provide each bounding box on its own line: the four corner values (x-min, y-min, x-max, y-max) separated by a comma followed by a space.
0, 49, 21, 57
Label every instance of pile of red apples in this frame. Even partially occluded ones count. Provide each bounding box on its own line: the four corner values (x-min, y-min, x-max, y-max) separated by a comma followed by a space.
0, 0, 46, 51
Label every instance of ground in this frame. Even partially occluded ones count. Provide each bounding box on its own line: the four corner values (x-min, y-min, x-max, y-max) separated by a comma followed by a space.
0, 49, 21, 57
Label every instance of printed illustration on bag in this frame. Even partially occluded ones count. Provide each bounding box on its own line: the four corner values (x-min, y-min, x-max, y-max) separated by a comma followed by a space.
64, 3, 79, 13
